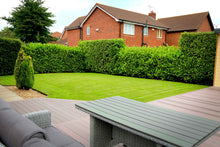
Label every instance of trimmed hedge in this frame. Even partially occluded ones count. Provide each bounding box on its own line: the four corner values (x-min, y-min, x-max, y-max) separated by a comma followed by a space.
25, 43, 85, 73
178, 32, 217, 85
78, 39, 125, 73
114, 46, 181, 81
0, 37, 22, 75
1, 32, 216, 85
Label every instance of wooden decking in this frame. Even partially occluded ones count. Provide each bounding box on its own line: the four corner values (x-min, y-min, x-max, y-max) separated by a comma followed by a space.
148, 86, 220, 147
10, 98, 90, 147
9, 86, 220, 147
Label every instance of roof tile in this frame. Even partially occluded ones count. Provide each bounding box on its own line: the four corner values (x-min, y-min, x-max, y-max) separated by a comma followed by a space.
66, 4, 168, 30
158, 12, 209, 32
66, 16, 86, 29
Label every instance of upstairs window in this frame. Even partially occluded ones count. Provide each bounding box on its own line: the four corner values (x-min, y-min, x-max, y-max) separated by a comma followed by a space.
124, 23, 135, 35
87, 26, 90, 35
143, 27, 148, 35
157, 29, 162, 38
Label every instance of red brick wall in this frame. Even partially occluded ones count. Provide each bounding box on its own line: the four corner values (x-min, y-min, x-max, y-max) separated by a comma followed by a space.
121, 24, 142, 46
198, 17, 212, 32
82, 8, 119, 41
67, 29, 80, 46
67, 7, 166, 47
61, 30, 68, 40
121, 25, 166, 47
143, 28, 166, 47
165, 32, 182, 46
166, 17, 212, 46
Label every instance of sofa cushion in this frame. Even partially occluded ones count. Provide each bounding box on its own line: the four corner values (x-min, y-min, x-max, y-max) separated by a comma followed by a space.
45, 126, 84, 147
23, 138, 55, 147
0, 108, 46, 147
0, 98, 12, 111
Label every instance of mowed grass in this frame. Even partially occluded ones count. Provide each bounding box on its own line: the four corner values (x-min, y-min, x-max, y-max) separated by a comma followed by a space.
0, 73, 208, 102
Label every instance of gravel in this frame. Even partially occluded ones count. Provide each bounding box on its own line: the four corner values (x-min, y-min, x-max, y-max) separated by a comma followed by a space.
4, 86, 46, 99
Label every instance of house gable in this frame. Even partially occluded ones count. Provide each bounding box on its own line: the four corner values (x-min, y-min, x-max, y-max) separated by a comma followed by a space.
80, 4, 119, 27
197, 13, 214, 32
82, 7, 120, 41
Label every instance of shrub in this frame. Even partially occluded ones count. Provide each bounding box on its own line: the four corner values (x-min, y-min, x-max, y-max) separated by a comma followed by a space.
0, 37, 22, 75
14, 48, 34, 89
178, 32, 217, 85
25, 43, 85, 73
115, 46, 181, 81
79, 39, 125, 73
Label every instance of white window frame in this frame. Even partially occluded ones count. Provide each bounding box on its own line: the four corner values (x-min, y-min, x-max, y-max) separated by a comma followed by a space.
87, 26, 90, 35
123, 23, 135, 35
143, 27, 148, 36
157, 29, 162, 38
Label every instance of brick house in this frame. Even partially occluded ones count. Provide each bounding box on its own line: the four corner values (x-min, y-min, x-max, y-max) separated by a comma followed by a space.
158, 12, 214, 46
63, 3, 168, 47
60, 4, 213, 47
50, 32, 62, 39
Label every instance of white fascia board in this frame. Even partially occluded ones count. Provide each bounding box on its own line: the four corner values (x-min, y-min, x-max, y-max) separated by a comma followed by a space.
122, 20, 168, 30
80, 5, 119, 27
121, 20, 146, 26
59, 28, 66, 40
147, 25, 169, 30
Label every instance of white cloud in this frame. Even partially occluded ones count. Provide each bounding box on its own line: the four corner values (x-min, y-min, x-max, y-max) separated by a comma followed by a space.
43, 0, 94, 13
0, 0, 20, 30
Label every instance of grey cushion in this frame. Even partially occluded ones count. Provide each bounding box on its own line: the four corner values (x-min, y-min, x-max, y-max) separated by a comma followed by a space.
45, 126, 84, 147
23, 137, 55, 147
0, 108, 46, 147
0, 98, 12, 111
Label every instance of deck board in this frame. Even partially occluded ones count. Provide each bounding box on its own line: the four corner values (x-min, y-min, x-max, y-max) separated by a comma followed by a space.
9, 86, 220, 147
148, 86, 220, 147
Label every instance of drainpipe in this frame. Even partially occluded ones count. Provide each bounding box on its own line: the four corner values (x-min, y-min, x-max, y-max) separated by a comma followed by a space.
80, 28, 83, 41
142, 27, 144, 46
119, 22, 122, 38
141, 20, 148, 46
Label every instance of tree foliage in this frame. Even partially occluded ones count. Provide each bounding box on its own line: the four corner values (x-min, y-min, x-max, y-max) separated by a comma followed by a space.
0, 27, 16, 38
2, 0, 55, 43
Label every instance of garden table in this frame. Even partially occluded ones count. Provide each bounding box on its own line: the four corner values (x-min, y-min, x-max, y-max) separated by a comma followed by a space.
75, 96, 220, 147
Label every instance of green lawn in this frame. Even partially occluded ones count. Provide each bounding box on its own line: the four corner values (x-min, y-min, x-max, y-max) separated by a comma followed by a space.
0, 73, 208, 102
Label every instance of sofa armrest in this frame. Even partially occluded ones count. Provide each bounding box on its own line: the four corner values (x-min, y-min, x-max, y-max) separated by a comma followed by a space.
23, 110, 51, 129
0, 142, 6, 147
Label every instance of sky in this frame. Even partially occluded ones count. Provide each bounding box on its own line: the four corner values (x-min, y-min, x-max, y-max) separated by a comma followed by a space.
0, 0, 220, 33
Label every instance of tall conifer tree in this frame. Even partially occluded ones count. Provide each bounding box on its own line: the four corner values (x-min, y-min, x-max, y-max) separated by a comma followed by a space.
2, 0, 55, 43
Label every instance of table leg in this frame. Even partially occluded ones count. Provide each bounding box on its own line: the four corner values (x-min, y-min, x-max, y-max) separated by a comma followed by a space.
90, 116, 113, 147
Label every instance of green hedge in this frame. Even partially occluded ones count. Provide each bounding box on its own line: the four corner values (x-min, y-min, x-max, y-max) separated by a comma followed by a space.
25, 43, 85, 73
178, 32, 217, 85
79, 39, 125, 73
114, 46, 181, 81
1, 33, 216, 85
0, 37, 22, 75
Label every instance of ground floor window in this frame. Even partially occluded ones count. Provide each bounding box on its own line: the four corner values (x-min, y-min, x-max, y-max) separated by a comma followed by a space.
124, 23, 135, 35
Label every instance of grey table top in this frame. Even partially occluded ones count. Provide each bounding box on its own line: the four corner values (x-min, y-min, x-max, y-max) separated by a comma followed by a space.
75, 96, 220, 147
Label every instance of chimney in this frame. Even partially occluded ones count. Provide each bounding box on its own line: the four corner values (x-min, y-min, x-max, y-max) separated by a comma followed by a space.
149, 11, 156, 19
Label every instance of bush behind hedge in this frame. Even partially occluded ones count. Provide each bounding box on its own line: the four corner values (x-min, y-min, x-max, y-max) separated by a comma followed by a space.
79, 39, 125, 73
0, 37, 22, 75
25, 43, 85, 73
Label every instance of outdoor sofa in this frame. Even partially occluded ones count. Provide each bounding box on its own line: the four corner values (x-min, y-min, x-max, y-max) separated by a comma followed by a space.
0, 98, 84, 147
